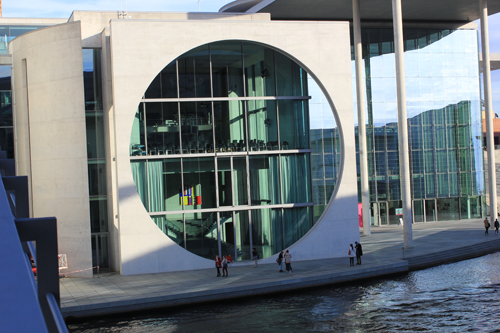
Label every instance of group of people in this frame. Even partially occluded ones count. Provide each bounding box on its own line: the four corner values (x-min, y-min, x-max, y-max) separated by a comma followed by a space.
254, 247, 293, 273
215, 249, 294, 276
215, 254, 233, 277
483, 217, 500, 235
348, 241, 363, 266
276, 250, 293, 273
215, 242, 364, 276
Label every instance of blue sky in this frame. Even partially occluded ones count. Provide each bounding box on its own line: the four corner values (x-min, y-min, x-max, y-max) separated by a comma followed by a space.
4, 0, 499, 112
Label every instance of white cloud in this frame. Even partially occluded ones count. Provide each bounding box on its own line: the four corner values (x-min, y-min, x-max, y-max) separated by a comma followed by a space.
3, 0, 231, 18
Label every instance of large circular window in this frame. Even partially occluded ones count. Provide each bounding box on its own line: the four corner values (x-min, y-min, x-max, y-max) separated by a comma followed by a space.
130, 41, 340, 261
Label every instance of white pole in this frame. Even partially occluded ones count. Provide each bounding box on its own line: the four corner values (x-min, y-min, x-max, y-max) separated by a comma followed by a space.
352, 0, 371, 235
391, 0, 413, 248
480, 0, 497, 223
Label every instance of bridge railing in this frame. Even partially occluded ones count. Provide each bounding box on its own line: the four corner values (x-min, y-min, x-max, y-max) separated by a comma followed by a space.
0, 148, 68, 333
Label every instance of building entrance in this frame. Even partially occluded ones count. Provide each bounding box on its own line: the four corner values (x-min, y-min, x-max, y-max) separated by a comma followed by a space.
413, 200, 425, 222
412, 199, 438, 223
425, 199, 437, 222
379, 202, 389, 225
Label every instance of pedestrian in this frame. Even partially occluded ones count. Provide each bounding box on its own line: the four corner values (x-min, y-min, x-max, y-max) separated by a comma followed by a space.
222, 256, 228, 277
284, 250, 292, 273
252, 248, 259, 267
227, 254, 233, 264
215, 255, 222, 277
495, 219, 500, 234
355, 241, 363, 265
276, 251, 284, 272
348, 244, 356, 266
484, 217, 490, 235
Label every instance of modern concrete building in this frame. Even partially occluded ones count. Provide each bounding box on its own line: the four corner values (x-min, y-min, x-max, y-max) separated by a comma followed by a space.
2, 0, 499, 276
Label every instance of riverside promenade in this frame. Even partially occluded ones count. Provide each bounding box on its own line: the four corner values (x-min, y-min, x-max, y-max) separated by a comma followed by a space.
60, 219, 500, 319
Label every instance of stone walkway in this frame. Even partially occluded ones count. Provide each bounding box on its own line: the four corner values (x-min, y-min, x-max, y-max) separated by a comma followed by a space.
61, 219, 500, 318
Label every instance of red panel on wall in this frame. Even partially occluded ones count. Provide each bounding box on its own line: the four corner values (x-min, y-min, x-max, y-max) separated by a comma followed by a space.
358, 203, 363, 228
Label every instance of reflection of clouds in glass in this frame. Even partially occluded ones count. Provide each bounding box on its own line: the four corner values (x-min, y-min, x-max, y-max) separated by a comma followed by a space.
0, 65, 11, 78
351, 30, 481, 128
82, 49, 94, 72
307, 77, 336, 130
492, 71, 500, 113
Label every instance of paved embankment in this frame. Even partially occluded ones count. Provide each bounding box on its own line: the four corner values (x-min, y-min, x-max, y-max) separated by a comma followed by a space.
60, 219, 500, 319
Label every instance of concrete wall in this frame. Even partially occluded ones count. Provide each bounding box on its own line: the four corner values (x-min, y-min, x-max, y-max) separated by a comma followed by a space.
109, 19, 358, 275
69, 11, 271, 48
10, 22, 93, 277
0, 18, 67, 25
100, 27, 121, 272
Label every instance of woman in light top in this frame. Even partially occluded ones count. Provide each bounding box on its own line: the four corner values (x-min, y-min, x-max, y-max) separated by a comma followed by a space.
284, 250, 292, 273
349, 244, 356, 266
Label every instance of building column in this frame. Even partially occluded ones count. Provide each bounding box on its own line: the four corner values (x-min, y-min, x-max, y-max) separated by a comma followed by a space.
480, 0, 497, 223
353, 0, 371, 235
391, 0, 413, 248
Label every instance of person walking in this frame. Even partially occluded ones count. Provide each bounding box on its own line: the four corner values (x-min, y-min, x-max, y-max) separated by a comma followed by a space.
348, 244, 356, 266
277, 251, 284, 272
355, 241, 363, 265
221, 256, 228, 277
252, 248, 259, 267
495, 219, 500, 234
484, 218, 490, 235
215, 255, 222, 277
284, 250, 292, 273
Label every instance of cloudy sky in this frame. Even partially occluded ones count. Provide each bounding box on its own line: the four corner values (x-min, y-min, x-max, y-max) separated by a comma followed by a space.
3, 0, 499, 111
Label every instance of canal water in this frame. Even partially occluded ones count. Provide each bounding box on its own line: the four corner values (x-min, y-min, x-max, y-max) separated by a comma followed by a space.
69, 253, 500, 332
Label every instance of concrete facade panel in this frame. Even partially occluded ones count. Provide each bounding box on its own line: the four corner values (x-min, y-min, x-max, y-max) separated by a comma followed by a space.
10, 22, 92, 278
108, 19, 357, 274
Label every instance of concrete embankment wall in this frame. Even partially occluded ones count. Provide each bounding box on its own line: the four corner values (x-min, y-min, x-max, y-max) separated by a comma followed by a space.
406, 238, 500, 271
61, 236, 500, 319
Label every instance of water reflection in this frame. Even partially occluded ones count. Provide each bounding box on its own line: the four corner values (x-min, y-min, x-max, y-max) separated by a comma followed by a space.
69, 253, 500, 332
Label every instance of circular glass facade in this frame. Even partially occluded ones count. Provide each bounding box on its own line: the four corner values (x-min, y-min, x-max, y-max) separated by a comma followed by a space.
130, 41, 339, 261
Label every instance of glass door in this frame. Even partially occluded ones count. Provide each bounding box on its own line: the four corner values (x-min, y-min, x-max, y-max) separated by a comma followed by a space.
413, 200, 425, 222
371, 202, 379, 226
379, 202, 388, 225
91, 233, 109, 270
234, 210, 250, 261
425, 199, 436, 222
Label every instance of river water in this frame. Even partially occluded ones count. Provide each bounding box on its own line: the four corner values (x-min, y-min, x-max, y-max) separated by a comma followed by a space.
69, 253, 500, 333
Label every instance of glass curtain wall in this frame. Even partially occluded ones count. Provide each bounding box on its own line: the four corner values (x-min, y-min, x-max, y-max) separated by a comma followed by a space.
347, 28, 484, 225
0, 25, 47, 160
0, 65, 12, 158
131, 41, 337, 261
0, 25, 46, 54
83, 48, 109, 269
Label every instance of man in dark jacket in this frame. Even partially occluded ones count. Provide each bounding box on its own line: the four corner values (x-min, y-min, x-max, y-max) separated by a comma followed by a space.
355, 241, 363, 265
252, 248, 258, 267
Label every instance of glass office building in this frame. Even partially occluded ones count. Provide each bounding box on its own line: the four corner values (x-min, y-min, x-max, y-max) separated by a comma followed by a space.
0, 25, 44, 159
129, 41, 342, 261
350, 27, 485, 225
0, 25, 48, 159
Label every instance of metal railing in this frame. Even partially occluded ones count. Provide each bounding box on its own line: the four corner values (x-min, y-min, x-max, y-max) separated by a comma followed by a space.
0, 149, 68, 333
